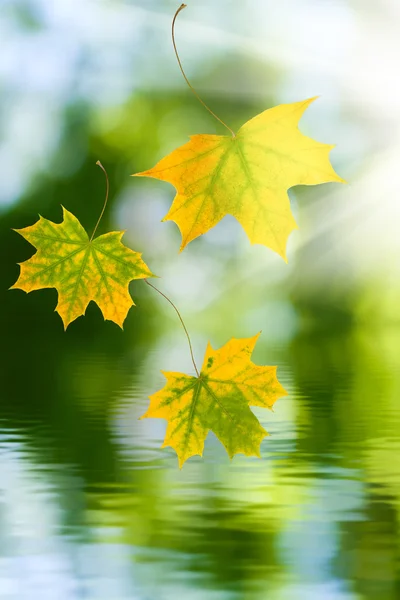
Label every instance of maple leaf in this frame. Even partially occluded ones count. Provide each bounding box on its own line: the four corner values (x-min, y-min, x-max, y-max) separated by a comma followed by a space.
11, 207, 154, 329
134, 98, 344, 260
142, 334, 287, 467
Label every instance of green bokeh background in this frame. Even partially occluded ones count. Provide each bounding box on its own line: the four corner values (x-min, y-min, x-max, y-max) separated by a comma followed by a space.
0, 1, 399, 598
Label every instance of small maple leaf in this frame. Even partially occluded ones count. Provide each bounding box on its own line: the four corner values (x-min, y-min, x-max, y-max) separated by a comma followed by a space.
134, 98, 344, 261
11, 207, 155, 329
142, 334, 287, 467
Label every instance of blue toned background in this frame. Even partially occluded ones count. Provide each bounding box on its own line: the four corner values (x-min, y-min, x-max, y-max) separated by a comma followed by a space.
0, 1, 399, 598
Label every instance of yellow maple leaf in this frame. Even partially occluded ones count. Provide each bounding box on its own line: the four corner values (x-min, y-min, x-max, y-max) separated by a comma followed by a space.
142, 334, 287, 467
134, 98, 344, 261
11, 206, 155, 329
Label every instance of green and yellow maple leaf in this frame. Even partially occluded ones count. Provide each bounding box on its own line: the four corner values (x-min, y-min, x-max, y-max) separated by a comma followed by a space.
142, 334, 287, 467
11, 206, 154, 329
134, 98, 344, 261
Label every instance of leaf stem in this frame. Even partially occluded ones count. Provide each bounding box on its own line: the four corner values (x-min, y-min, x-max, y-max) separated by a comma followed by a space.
172, 4, 236, 138
144, 279, 200, 377
91, 160, 110, 241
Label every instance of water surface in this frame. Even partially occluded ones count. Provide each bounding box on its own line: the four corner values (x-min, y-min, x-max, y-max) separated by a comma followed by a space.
1, 305, 399, 600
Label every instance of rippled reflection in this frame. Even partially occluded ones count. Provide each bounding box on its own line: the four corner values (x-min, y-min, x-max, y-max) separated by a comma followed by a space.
1, 313, 399, 599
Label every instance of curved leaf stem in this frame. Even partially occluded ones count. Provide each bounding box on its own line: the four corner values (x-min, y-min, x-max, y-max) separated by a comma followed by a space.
91, 160, 110, 241
172, 4, 236, 138
144, 279, 200, 377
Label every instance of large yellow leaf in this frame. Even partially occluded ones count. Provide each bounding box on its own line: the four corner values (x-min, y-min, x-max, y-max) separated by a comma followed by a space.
142, 334, 287, 467
11, 207, 154, 329
134, 98, 344, 260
